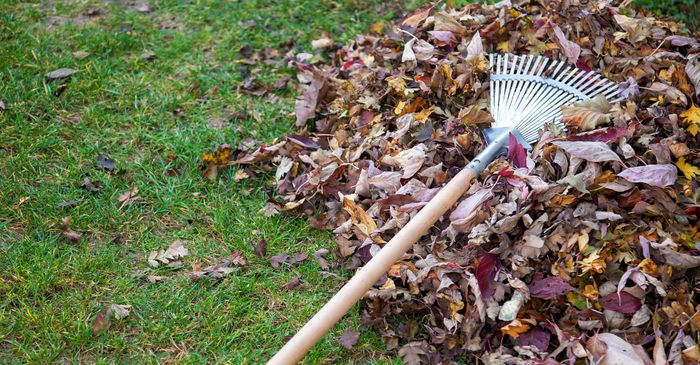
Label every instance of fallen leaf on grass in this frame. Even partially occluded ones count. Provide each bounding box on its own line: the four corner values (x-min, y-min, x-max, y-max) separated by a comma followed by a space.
338, 329, 360, 349
311, 37, 333, 49
516, 327, 550, 352
92, 304, 132, 335
402, 3, 433, 28
269, 252, 307, 268
72, 51, 90, 59
117, 186, 139, 208
148, 240, 189, 268
295, 69, 326, 127
81, 177, 101, 193
288, 252, 308, 264
269, 253, 288, 268
550, 21, 580, 64
500, 319, 532, 338
189, 252, 245, 280
281, 276, 301, 290
313, 248, 330, 270
60, 217, 82, 243
45, 68, 77, 80
92, 307, 111, 335
97, 154, 116, 171
56, 199, 82, 210
398, 342, 426, 365
254, 239, 267, 258
111, 304, 132, 320
475, 253, 499, 299
342, 196, 378, 237
130, 270, 166, 283
676, 157, 700, 180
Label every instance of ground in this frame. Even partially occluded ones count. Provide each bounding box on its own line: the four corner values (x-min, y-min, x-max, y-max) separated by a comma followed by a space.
0, 0, 690, 364
0, 0, 422, 363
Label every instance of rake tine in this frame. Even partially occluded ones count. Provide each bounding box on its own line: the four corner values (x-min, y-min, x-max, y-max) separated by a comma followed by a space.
487, 53, 621, 144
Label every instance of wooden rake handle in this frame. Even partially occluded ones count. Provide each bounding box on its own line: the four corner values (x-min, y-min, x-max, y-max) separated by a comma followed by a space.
267, 167, 478, 364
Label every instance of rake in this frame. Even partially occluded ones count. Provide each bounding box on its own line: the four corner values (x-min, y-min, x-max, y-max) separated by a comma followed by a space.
268, 53, 622, 364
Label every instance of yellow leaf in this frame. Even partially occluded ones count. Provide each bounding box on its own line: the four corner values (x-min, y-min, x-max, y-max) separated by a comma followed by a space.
681, 104, 700, 136
386, 75, 408, 94
582, 284, 599, 300
639, 258, 659, 276
580, 250, 606, 274
497, 40, 510, 53
415, 105, 435, 122
688, 123, 700, 136
500, 319, 531, 338
449, 300, 464, 317
370, 22, 384, 34
394, 100, 407, 115
202, 144, 233, 166
677, 157, 700, 180
342, 196, 378, 237
234, 169, 249, 181
380, 278, 395, 290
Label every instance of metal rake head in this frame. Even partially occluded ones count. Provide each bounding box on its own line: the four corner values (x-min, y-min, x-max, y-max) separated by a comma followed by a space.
487, 53, 622, 145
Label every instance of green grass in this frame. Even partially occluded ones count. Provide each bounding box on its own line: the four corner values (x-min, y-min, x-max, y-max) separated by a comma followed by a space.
0, 0, 417, 363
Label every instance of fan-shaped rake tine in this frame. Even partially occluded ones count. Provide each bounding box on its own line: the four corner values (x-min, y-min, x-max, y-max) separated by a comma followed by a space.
489, 53, 621, 144
580, 78, 610, 97
503, 55, 528, 126
501, 55, 521, 125
499, 54, 517, 126
600, 83, 621, 100
515, 69, 592, 138
493, 54, 503, 123
506, 55, 535, 126
519, 92, 577, 136
530, 65, 592, 116
518, 76, 585, 131
506, 59, 566, 127
509, 56, 545, 118
489, 53, 495, 122
509, 61, 569, 129
498, 54, 514, 126
571, 70, 599, 89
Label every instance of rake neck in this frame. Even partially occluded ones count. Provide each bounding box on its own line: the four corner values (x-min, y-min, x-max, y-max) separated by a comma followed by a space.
467, 127, 514, 173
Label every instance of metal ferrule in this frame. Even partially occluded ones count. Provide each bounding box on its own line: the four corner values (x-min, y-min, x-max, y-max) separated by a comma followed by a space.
466, 128, 514, 173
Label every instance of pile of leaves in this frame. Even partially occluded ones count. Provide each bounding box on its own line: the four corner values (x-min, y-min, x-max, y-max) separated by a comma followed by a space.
204, 0, 700, 363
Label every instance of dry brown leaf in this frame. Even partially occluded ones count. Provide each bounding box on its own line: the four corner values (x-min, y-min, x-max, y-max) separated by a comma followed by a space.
148, 240, 189, 268
117, 186, 139, 209
561, 94, 612, 131
60, 217, 82, 243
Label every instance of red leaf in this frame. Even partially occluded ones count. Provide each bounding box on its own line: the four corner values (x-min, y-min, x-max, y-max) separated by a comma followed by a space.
516, 327, 551, 352
476, 253, 500, 299
529, 275, 574, 300
568, 126, 626, 142
600, 292, 642, 314
507, 133, 527, 168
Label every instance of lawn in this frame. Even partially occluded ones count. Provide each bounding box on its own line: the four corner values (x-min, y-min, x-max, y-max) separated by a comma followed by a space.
0, 0, 420, 363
